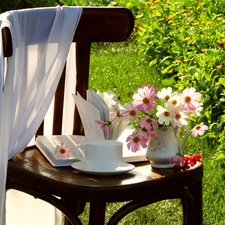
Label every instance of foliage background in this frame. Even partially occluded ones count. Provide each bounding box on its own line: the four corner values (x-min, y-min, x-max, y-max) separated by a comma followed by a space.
0, 0, 59, 13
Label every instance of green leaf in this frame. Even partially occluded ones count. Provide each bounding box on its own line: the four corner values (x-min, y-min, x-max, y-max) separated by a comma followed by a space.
217, 77, 225, 87
161, 77, 176, 87
149, 59, 157, 67
216, 153, 225, 160
159, 56, 172, 65
161, 64, 174, 74
136, 13, 144, 19
203, 94, 211, 107
206, 49, 220, 57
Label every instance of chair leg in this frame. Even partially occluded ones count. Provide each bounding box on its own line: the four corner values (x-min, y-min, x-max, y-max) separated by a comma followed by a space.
62, 199, 86, 225
181, 197, 195, 225
189, 180, 203, 225
89, 201, 106, 225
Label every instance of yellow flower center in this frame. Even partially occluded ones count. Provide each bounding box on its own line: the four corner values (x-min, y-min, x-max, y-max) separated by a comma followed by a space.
172, 99, 177, 105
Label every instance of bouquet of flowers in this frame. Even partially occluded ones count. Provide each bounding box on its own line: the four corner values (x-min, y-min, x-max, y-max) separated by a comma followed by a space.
96, 84, 208, 170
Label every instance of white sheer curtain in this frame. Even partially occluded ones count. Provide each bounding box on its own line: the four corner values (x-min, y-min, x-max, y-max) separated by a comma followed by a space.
0, 6, 82, 224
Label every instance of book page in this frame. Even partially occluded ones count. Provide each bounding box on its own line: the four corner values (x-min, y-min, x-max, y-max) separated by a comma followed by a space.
87, 90, 105, 121
109, 118, 129, 140
36, 135, 88, 167
97, 90, 118, 109
87, 90, 109, 122
73, 93, 105, 140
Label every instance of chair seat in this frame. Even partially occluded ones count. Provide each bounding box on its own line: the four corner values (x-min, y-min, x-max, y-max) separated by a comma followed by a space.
7, 147, 203, 225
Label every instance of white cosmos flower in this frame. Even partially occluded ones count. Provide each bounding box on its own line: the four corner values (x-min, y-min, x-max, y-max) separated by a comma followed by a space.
171, 109, 189, 127
166, 94, 181, 110
180, 87, 202, 111
156, 105, 172, 125
157, 87, 177, 102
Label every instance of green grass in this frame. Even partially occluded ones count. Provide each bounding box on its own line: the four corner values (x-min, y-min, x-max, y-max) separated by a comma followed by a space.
84, 42, 225, 225
89, 43, 161, 103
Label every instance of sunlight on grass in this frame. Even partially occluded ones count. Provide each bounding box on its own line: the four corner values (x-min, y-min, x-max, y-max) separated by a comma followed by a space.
79, 200, 183, 225
89, 43, 160, 104
88, 43, 225, 224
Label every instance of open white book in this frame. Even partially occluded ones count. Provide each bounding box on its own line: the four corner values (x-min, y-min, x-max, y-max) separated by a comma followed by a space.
73, 90, 129, 140
36, 135, 86, 167
36, 128, 147, 167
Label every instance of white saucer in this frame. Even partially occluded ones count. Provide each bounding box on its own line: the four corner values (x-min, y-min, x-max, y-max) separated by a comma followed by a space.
71, 161, 135, 176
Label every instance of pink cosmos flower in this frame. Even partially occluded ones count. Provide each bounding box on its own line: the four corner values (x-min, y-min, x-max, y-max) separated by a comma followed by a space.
138, 115, 158, 131
171, 108, 189, 127
148, 130, 159, 139
109, 104, 121, 123
95, 120, 110, 137
120, 103, 138, 121
169, 155, 183, 166
126, 131, 148, 152
137, 129, 150, 139
137, 129, 158, 140
180, 88, 201, 111
132, 85, 158, 113
191, 123, 208, 137
55, 143, 71, 159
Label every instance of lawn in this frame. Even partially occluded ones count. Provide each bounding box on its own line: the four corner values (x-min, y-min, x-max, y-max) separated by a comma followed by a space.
87, 42, 225, 224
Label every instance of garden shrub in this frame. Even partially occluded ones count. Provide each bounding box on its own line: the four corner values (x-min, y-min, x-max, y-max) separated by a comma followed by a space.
132, 0, 225, 151
0, 0, 59, 13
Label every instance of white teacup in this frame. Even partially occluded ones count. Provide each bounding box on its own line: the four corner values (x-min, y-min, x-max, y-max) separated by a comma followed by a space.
75, 140, 123, 171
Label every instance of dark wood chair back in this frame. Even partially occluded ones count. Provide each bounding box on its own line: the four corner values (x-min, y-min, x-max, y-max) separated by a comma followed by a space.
2, 7, 134, 136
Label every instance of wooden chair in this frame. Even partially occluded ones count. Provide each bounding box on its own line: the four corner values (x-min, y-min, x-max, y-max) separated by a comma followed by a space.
3, 7, 203, 225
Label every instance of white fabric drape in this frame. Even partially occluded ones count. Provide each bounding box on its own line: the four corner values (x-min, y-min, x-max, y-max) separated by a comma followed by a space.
6, 190, 62, 225
0, 6, 82, 224
44, 43, 77, 136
